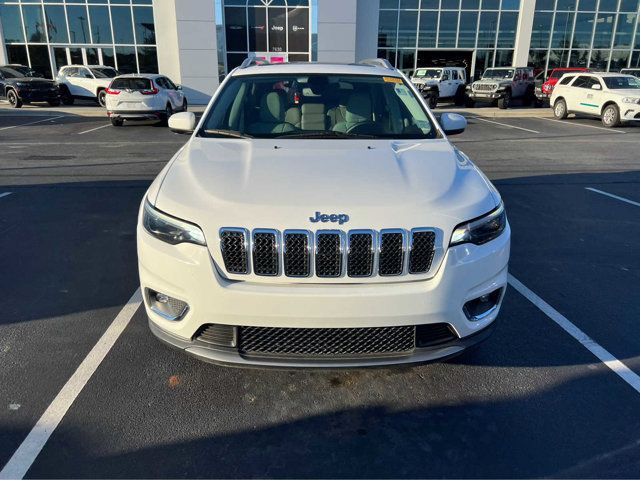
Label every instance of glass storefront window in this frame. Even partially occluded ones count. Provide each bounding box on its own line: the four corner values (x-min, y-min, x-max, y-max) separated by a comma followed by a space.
379, 10, 398, 48
134, 6, 155, 44
548, 48, 569, 68
531, 11, 553, 48
437, 11, 458, 48
609, 49, 630, 69
494, 49, 514, 66
458, 11, 479, 47
578, 0, 597, 10
398, 10, 418, 48
572, 12, 595, 48
89, 6, 113, 44
417, 10, 437, 48
288, 7, 309, 52
619, 0, 638, 11
551, 12, 574, 48
441, 0, 460, 9
67, 5, 91, 43
589, 49, 609, 69
497, 11, 518, 48
570, 48, 589, 66
6, 45, 29, 66
482, 0, 500, 9
28, 45, 52, 78
44, 5, 69, 43
116, 46, 137, 73
474, 49, 494, 78
631, 50, 640, 67
23, 5, 46, 43
461, 0, 480, 8
501, 0, 520, 9
268, 7, 287, 52
102, 48, 116, 68
477, 11, 498, 48
0, 5, 25, 43
112, 6, 135, 44
593, 13, 615, 48
598, 0, 619, 11
249, 7, 268, 51
556, 0, 577, 10
86, 47, 99, 64
137, 46, 158, 73
613, 13, 636, 48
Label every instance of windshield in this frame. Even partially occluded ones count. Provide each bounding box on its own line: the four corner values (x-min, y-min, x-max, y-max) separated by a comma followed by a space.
482, 68, 514, 80
200, 74, 437, 139
603, 76, 640, 89
9, 65, 36, 77
414, 68, 442, 79
0, 67, 24, 79
91, 67, 118, 78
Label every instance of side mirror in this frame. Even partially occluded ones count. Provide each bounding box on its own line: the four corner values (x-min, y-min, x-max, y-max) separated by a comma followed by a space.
591, 83, 602, 90
176, 84, 182, 91
440, 112, 467, 136
168, 111, 196, 134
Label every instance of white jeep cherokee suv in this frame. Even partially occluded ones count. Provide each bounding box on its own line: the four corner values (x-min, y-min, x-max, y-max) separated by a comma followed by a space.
551, 72, 640, 127
138, 59, 510, 368
56, 65, 118, 107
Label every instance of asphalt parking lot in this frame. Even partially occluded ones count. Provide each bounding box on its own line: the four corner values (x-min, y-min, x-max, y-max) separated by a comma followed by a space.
1, 106, 640, 478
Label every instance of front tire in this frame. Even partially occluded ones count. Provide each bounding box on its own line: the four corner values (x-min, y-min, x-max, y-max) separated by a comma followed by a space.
161, 104, 173, 126
48, 99, 61, 107
553, 98, 568, 119
454, 86, 466, 106
601, 104, 620, 128
97, 89, 107, 107
497, 91, 511, 109
428, 95, 438, 109
110, 117, 123, 127
182, 98, 188, 112
60, 86, 74, 105
465, 97, 475, 108
7, 89, 22, 108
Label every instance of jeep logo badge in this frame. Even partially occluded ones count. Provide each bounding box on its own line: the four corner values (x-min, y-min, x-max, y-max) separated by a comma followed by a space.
309, 211, 350, 225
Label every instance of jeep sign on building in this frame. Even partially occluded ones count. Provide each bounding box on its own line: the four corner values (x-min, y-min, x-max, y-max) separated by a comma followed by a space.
1, 0, 639, 103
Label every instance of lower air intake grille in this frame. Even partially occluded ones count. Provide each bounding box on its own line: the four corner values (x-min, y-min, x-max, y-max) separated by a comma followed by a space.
283, 232, 310, 277
220, 229, 248, 274
238, 325, 415, 357
409, 230, 436, 273
378, 231, 405, 276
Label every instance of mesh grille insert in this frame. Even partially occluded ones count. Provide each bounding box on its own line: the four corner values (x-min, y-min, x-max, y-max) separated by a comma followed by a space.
315, 232, 342, 277
220, 229, 248, 274
239, 325, 415, 357
252, 231, 278, 276
409, 230, 436, 274
284, 232, 310, 277
347, 232, 374, 277
378, 232, 404, 276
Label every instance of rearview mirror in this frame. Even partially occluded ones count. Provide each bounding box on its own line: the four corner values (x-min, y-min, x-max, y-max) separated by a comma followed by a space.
440, 112, 467, 136
591, 83, 602, 90
168, 111, 196, 134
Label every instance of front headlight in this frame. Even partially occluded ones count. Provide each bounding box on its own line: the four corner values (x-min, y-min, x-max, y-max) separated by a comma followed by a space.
142, 200, 206, 246
450, 203, 507, 247
621, 97, 640, 104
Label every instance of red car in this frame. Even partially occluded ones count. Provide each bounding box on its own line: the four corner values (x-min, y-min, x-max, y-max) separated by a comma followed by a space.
535, 67, 590, 105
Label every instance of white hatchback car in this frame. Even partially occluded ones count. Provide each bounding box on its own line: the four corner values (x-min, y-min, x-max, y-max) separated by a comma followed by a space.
56, 65, 118, 107
551, 72, 640, 127
138, 59, 510, 368
105, 74, 187, 126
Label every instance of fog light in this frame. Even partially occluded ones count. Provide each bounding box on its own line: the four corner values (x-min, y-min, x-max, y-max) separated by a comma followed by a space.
463, 288, 502, 321
146, 288, 188, 321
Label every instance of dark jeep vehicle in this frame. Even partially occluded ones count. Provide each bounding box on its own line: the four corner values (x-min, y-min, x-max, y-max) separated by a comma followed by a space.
0, 65, 60, 108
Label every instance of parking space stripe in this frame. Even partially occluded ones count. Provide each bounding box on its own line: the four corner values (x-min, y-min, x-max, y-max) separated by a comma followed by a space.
585, 187, 640, 207
0, 115, 66, 131
471, 117, 540, 134
540, 117, 626, 133
0, 192, 12, 199
508, 274, 640, 395
78, 124, 111, 135
0, 288, 143, 480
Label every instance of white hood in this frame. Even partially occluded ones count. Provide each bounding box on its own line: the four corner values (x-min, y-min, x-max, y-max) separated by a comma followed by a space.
153, 137, 499, 275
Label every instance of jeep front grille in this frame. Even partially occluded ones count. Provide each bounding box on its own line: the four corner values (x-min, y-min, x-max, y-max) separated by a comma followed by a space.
473, 83, 497, 92
219, 228, 437, 279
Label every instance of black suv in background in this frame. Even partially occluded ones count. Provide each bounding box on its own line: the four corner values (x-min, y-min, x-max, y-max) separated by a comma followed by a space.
0, 65, 60, 108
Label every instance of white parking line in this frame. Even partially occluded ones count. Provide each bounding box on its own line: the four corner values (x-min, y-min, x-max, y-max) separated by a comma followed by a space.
0, 115, 66, 131
0, 192, 12, 199
77, 124, 111, 135
540, 117, 626, 133
508, 274, 640, 395
471, 116, 540, 134
0, 288, 143, 480
585, 187, 640, 207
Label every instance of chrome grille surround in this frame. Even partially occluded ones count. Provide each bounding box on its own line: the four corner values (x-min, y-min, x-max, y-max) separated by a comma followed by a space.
218, 227, 441, 280
473, 83, 498, 92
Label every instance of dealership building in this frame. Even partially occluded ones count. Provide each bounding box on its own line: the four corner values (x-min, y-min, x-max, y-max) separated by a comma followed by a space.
1, 0, 639, 103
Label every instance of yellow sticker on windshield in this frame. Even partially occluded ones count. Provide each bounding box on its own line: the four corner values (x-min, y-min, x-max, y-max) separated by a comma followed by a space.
383, 76, 403, 83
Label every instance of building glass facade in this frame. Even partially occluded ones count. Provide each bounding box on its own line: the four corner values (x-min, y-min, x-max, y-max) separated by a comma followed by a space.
377, 0, 521, 79
528, 0, 640, 75
220, 0, 312, 73
0, 0, 157, 79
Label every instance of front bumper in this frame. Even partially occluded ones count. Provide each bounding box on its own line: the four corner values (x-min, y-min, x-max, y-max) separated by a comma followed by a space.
535, 88, 551, 101
467, 91, 505, 102
620, 105, 640, 121
18, 89, 60, 102
138, 222, 510, 368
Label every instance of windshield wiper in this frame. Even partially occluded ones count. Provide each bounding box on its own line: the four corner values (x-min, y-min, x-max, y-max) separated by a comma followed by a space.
277, 131, 377, 139
200, 129, 253, 139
